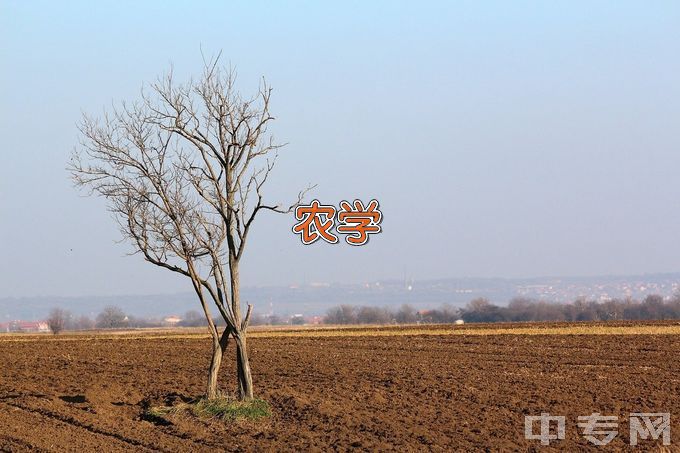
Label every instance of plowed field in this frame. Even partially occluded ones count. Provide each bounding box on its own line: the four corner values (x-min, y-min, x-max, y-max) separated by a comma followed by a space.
1, 322, 679, 451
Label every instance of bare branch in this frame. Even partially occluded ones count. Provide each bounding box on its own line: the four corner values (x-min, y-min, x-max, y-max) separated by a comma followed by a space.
70, 59, 310, 343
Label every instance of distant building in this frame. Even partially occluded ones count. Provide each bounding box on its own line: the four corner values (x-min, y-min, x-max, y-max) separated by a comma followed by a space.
163, 315, 182, 326
290, 314, 305, 325
4, 321, 49, 333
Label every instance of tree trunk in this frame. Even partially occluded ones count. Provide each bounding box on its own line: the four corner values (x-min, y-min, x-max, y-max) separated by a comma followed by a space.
227, 256, 254, 400
206, 327, 230, 399
235, 333, 254, 400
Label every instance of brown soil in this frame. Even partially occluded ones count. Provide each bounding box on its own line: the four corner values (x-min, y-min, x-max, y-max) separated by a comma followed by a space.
0, 324, 679, 451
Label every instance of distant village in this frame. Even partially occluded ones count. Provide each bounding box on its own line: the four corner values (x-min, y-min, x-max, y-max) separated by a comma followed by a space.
3, 273, 680, 331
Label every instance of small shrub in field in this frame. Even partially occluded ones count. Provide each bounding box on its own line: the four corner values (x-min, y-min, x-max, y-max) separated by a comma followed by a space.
147, 397, 271, 422
191, 398, 271, 420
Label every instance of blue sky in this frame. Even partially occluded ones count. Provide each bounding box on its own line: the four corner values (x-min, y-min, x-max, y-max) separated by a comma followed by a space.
1, 1, 680, 297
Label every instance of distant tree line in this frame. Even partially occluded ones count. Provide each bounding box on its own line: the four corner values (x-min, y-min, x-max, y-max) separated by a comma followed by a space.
179, 310, 292, 327
45, 305, 166, 333
323, 304, 460, 325
43, 306, 294, 334
46, 308, 95, 333
461, 295, 680, 323
43, 294, 680, 334
323, 294, 680, 325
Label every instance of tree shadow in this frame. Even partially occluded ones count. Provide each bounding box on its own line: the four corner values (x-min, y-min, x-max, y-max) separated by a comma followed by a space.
138, 392, 195, 426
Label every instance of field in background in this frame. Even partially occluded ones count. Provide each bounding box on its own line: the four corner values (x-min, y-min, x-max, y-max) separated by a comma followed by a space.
3, 320, 680, 342
0, 322, 679, 450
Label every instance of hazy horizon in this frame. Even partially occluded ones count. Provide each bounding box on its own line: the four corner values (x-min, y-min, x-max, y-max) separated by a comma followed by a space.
4, 271, 680, 322
3, 1, 680, 299
4, 270, 680, 300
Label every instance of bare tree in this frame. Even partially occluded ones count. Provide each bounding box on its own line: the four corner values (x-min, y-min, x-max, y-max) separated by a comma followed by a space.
75, 315, 95, 331
181, 310, 208, 327
96, 305, 128, 329
395, 304, 418, 324
47, 308, 68, 335
356, 306, 392, 324
324, 305, 357, 324
70, 56, 309, 401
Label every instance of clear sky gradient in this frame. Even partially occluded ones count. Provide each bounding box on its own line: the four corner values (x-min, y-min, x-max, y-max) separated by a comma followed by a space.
1, 1, 680, 297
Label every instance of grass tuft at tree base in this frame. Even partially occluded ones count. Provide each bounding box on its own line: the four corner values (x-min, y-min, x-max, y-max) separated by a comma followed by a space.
146, 397, 271, 422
